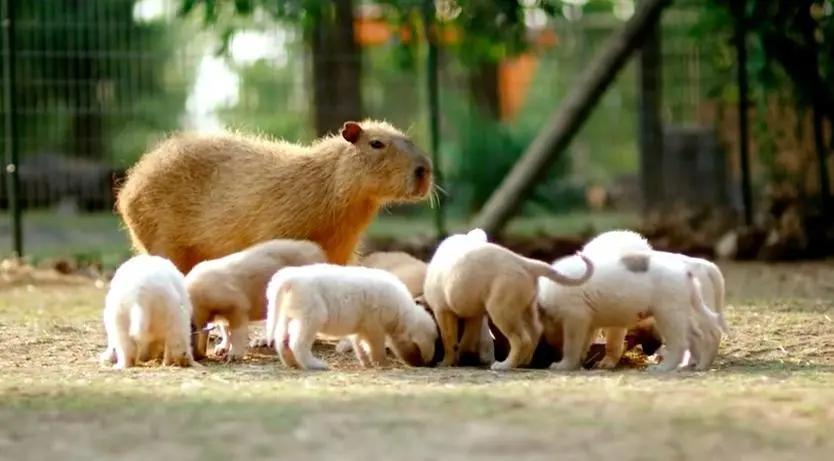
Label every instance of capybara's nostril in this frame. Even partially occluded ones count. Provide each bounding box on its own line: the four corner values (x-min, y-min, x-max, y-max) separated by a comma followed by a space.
414, 165, 428, 181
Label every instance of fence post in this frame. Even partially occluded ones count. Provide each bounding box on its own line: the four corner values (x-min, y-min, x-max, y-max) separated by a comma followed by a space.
732, 0, 753, 226
423, 0, 446, 239
637, 0, 663, 213
2, 0, 23, 257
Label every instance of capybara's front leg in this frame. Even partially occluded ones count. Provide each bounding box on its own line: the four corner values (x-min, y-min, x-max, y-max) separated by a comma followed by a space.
434, 308, 460, 367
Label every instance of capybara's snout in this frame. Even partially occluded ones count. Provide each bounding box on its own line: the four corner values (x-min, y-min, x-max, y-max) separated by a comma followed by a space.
411, 157, 434, 198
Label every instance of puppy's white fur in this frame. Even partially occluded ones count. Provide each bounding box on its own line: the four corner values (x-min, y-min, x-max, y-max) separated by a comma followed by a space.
580, 230, 730, 368
337, 251, 495, 365
185, 239, 327, 361
580, 229, 655, 368
424, 228, 595, 371
265, 263, 438, 370
538, 250, 721, 372
100, 255, 197, 369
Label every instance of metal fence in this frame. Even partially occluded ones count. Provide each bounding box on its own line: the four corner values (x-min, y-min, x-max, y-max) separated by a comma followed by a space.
0, 0, 739, 259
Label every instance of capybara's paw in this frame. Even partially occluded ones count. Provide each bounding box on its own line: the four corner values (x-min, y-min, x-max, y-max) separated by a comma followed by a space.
595, 356, 619, 370
213, 343, 230, 357
249, 337, 273, 349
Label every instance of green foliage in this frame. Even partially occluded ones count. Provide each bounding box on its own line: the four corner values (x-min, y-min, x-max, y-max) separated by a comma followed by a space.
214, 43, 313, 143
440, 92, 572, 216
1, 0, 193, 166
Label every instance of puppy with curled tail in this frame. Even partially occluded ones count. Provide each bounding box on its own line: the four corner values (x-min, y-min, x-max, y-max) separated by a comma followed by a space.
424, 228, 594, 371
539, 249, 718, 373
265, 263, 438, 370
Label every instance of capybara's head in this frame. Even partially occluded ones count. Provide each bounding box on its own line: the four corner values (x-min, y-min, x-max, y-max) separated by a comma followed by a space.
339, 120, 433, 202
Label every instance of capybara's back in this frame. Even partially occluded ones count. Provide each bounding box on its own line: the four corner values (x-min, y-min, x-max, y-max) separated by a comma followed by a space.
117, 120, 434, 274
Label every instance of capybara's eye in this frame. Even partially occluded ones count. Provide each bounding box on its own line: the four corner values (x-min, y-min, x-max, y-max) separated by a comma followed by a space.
369, 139, 385, 149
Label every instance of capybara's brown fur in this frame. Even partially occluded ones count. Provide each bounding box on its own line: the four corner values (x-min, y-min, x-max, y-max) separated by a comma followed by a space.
116, 120, 434, 274
358, 251, 427, 298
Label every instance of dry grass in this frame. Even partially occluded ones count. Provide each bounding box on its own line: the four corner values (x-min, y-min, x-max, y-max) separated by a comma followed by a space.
1, 261, 834, 460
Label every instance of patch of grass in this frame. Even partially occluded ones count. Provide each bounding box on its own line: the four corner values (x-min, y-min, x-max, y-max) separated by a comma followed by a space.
0, 262, 833, 459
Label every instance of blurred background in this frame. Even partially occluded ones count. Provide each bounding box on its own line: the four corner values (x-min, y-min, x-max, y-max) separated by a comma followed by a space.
0, 0, 832, 270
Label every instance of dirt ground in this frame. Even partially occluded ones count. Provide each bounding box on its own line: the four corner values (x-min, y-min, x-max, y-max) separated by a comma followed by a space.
1, 261, 834, 461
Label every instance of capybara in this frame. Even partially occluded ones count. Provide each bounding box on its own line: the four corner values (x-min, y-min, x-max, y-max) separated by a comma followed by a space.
115, 119, 434, 274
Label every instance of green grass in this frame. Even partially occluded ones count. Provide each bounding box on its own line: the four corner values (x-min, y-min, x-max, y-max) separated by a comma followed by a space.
0, 261, 833, 459
0, 209, 638, 268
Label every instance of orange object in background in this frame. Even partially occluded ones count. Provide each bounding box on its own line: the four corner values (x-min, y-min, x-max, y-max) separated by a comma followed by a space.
354, 14, 557, 121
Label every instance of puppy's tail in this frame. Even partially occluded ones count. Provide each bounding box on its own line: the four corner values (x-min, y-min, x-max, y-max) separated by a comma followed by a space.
264, 277, 293, 348
520, 251, 594, 287
128, 303, 149, 340
686, 271, 723, 334
698, 260, 731, 336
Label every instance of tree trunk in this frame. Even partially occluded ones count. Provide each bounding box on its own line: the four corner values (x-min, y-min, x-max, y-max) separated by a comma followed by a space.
467, 60, 500, 119
310, 0, 363, 138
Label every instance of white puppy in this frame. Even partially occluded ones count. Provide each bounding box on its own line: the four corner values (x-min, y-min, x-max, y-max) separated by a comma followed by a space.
423, 228, 594, 371
264, 263, 438, 370
100, 255, 197, 369
185, 239, 327, 361
580, 229, 655, 368
539, 249, 722, 372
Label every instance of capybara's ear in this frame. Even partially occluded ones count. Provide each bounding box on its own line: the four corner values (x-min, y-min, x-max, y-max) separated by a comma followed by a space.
341, 121, 363, 144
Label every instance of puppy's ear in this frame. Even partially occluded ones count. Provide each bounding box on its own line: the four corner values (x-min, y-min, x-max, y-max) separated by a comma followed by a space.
392, 339, 425, 367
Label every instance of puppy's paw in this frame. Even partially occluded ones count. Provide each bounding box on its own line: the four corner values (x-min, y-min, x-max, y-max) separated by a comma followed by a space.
490, 360, 513, 371
99, 348, 116, 366
302, 359, 329, 371
550, 360, 579, 371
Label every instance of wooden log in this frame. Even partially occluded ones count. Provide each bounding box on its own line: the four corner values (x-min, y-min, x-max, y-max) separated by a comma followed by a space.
471, 0, 674, 236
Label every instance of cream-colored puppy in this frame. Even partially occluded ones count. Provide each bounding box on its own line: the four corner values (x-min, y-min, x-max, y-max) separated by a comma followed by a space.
423, 228, 595, 370
539, 249, 722, 372
337, 251, 495, 365
100, 255, 197, 369
185, 239, 327, 361
265, 263, 438, 370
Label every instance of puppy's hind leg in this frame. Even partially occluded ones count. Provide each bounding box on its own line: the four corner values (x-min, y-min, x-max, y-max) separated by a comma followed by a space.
350, 335, 372, 368
434, 307, 460, 367
289, 315, 329, 371
648, 310, 689, 373
596, 327, 627, 370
